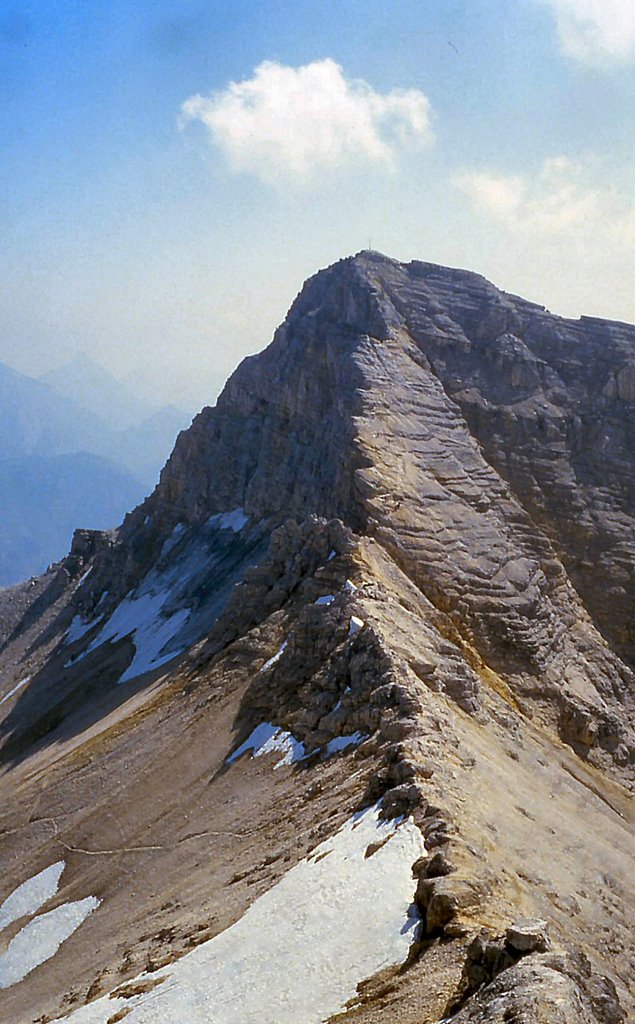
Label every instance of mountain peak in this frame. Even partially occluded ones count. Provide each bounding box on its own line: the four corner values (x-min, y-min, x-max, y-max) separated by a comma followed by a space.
0, 254, 633, 1024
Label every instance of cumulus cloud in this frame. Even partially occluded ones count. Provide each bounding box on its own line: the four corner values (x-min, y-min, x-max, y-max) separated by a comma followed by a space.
180, 58, 432, 184
540, 0, 635, 65
454, 156, 632, 242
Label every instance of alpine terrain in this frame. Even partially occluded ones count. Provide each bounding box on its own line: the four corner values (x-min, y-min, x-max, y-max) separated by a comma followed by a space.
0, 251, 633, 1024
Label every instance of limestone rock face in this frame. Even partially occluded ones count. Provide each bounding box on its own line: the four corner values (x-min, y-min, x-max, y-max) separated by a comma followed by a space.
132, 250, 635, 771
0, 251, 633, 1024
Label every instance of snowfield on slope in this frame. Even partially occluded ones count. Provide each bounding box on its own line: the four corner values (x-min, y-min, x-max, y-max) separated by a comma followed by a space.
83, 587, 190, 683
64, 508, 260, 685
0, 861, 100, 989
52, 805, 425, 1024
0, 862, 65, 930
226, 721, 306, 767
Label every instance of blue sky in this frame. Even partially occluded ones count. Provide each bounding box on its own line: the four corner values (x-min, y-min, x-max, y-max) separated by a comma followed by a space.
1, 0, 633, 409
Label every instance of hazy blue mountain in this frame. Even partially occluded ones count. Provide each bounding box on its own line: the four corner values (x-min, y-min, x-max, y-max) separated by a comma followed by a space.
0, 453, 147, 586
39, 353, 192, 487
0, 362, 109, 458
110, 405, 191, 489
40, 351, 156, 430
0, 357, 189, 586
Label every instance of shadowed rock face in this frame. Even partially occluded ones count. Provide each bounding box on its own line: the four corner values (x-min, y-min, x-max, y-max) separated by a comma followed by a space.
0, 252, 633, 1024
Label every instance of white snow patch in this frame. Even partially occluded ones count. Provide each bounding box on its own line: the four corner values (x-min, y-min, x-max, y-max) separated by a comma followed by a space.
84, 589, 190, 684
348, 615, 364, 636
343, 579, 358, 594
315, 594, 335, 606
52, 805, 424, 1024
0, 897, 99, 989
227, 721, 305, 768
207, 508, 249, 532
259, 640, 287, 672
0, 862, 65, 931
0, 674, 32, 709
327, 549, 337, 561
325, 732, 367, 756
77, 567, 93, 587
65, 615, 103, 646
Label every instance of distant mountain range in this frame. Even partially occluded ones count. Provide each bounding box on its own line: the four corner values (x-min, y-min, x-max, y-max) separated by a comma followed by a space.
0, 355, 191, 585
40, 351, 158, 430
0, 453, 144, 587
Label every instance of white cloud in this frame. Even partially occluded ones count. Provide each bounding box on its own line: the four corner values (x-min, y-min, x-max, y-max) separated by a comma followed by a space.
454, 156, 632, 242
180, 58, 432, 184
453, 155, 635, 322
540, 0, 635, 65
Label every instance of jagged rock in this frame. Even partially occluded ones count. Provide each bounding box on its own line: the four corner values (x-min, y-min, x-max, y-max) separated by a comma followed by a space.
506, 918, 551, 953
416, 875, 489, 934
412, 850, 456, 879
449, 951, 625, 1024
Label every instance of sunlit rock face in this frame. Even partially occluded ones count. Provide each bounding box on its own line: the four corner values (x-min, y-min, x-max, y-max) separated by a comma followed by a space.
0, 252, 633, 1024
136, 250, 635, 769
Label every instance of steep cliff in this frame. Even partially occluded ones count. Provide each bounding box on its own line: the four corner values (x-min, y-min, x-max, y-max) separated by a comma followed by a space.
0, 252, 632, 1024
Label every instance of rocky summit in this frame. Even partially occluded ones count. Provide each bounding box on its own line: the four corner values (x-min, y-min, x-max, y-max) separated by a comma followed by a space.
0, 251, 633, 1024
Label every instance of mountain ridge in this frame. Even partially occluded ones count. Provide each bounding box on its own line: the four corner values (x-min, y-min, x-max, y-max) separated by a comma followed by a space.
0, 251, 633, 1024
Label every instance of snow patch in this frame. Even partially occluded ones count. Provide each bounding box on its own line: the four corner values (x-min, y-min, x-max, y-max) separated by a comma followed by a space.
0, 862, 65, 931
315, 594, 335, 606
0, 674, 32, 709
84, 589, 190, 684
0, 897, 100, 989
65, 614, 103, 646
227, 721, 305, 768
207, 508, 249, 532
327, 549, 337, 561
259, 640, 287, 672
76, 566, 93, 587
348, 616, 364, 636
343, 579, 358, 594
52, 805, 424, 1024
325, 732, 367, 756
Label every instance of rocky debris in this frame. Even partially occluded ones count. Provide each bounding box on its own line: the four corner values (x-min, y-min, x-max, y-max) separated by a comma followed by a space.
448, 950, 625, 1024
64, 528, 114, 575
194, 516, 356, 664
412, 850, 456, 879
506, 918, 551, 954
458, 920, 551, 997
415, 874, 489, 936
445, 923, 626, 1024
